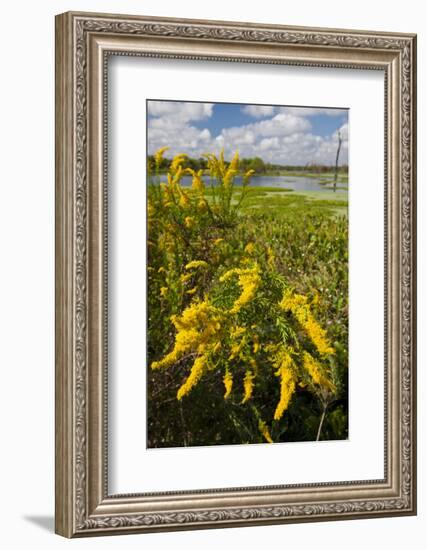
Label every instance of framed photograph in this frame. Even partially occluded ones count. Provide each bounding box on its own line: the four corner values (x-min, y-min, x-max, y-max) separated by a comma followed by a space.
55, 11, 417, 537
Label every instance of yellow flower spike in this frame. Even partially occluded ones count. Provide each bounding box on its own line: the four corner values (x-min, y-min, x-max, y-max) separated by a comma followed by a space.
302, 351, 336, 392
279, 289, 335, 356
258, 419, 273, 443
154, 146, 169, 168
220, 264, 261, 313
223, 370, 233, 399
170, 154, 187, 174
230, 326, 246, 338
241, 371, 255, 404
244, 242, 255, 254
219, 149, 226, 177
184, 216, 194, 228
180, 273, 193, 283
213, 341, 221, 353
229, 151, 240, 172
159, 286, 168, 297
152, 300, 223, 373
186, 287, 197, 295
243, 169, 255, 185
179, 194, 189, 208
274, 356, 296, 421
266, 246, 275, 269
185, 260, 208, 270
190, 169, 205, 193
177, 355, 207, 400
223, 168, 238, 188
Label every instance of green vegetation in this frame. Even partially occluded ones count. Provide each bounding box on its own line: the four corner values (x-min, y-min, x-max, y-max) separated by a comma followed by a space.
147, 149, 348, 448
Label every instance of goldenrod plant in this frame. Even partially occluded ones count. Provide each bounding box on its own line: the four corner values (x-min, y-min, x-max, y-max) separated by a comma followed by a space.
147, 148, 348, 447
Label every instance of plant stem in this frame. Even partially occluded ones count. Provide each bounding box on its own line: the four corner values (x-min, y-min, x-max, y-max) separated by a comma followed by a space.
316, 403, 328, 442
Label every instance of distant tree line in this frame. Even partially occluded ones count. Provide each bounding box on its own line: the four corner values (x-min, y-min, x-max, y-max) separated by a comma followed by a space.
147, 154, 349, 174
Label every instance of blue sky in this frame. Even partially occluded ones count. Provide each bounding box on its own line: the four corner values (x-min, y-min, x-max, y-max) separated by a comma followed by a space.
147, 100, 348, 165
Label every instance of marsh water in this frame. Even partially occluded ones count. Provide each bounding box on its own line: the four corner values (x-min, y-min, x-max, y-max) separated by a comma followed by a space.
179, 174, 347, 193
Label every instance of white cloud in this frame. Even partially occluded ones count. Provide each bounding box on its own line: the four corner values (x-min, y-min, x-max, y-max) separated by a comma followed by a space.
147, 101, 348, 165
148, 101, 213, 121
241, 105, 276, 118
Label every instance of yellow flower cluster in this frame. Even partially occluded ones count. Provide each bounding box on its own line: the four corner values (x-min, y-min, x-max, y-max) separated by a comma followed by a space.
150, 300, 221, 371
154, 146, 169, 168
204, 149, 240, 188
220, 264, 261, 313
266, 246, 275, 269
241, 370, 255, 403
223, 369, 233, 399
223, 152, 240, 188
279, 289, 335, 356
271, 347, 297, 421
177, 355, 207, 400
185, 260, 209, 270
302, 351, 335, 392
243, 169, 255, 185
244, 242, 255, 255
184, 216, 194, 228
258, 419, 273, 443
185, 168, 205, 193
170, 154, 187, 174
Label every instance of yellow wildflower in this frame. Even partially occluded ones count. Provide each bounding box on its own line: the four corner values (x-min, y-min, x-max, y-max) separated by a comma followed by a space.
243, 169, 255, 185
186, 168, 205, 192
151, 300, 221, 370
302, 352, 335, 392
184, 216, 194, 228
154, 146, 169, 168
185, 260, 208, 270
186, 287, 197, 295
158, 266, 166, 274
230, 325, 246, 339
223, 168, 238, 188
160, 286, 168, 297
170, 154, 187, 174
266, 246, 275, 269
258, 419, 273, 443
220, 264, 261, 313
228, 151, 240, 172
244, 242, 255, 254
180, 273, 193, 283
178, 187, 190, 208
279, 289, 335, 356
241, 370, 255, 404
273, 348, 296, 420
311, 290, 320, 306
177, 355, 207, 400
223, 369, 233, 399
213, 341, 221, 353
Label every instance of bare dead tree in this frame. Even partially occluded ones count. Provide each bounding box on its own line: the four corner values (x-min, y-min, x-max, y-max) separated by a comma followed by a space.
333, 130, 343, 193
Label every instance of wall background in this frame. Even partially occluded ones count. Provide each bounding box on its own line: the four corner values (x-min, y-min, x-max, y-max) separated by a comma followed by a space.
0, 1, 423, 547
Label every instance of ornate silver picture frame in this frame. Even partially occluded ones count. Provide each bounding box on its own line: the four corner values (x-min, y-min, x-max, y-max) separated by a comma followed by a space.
55, 11, 417, 537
